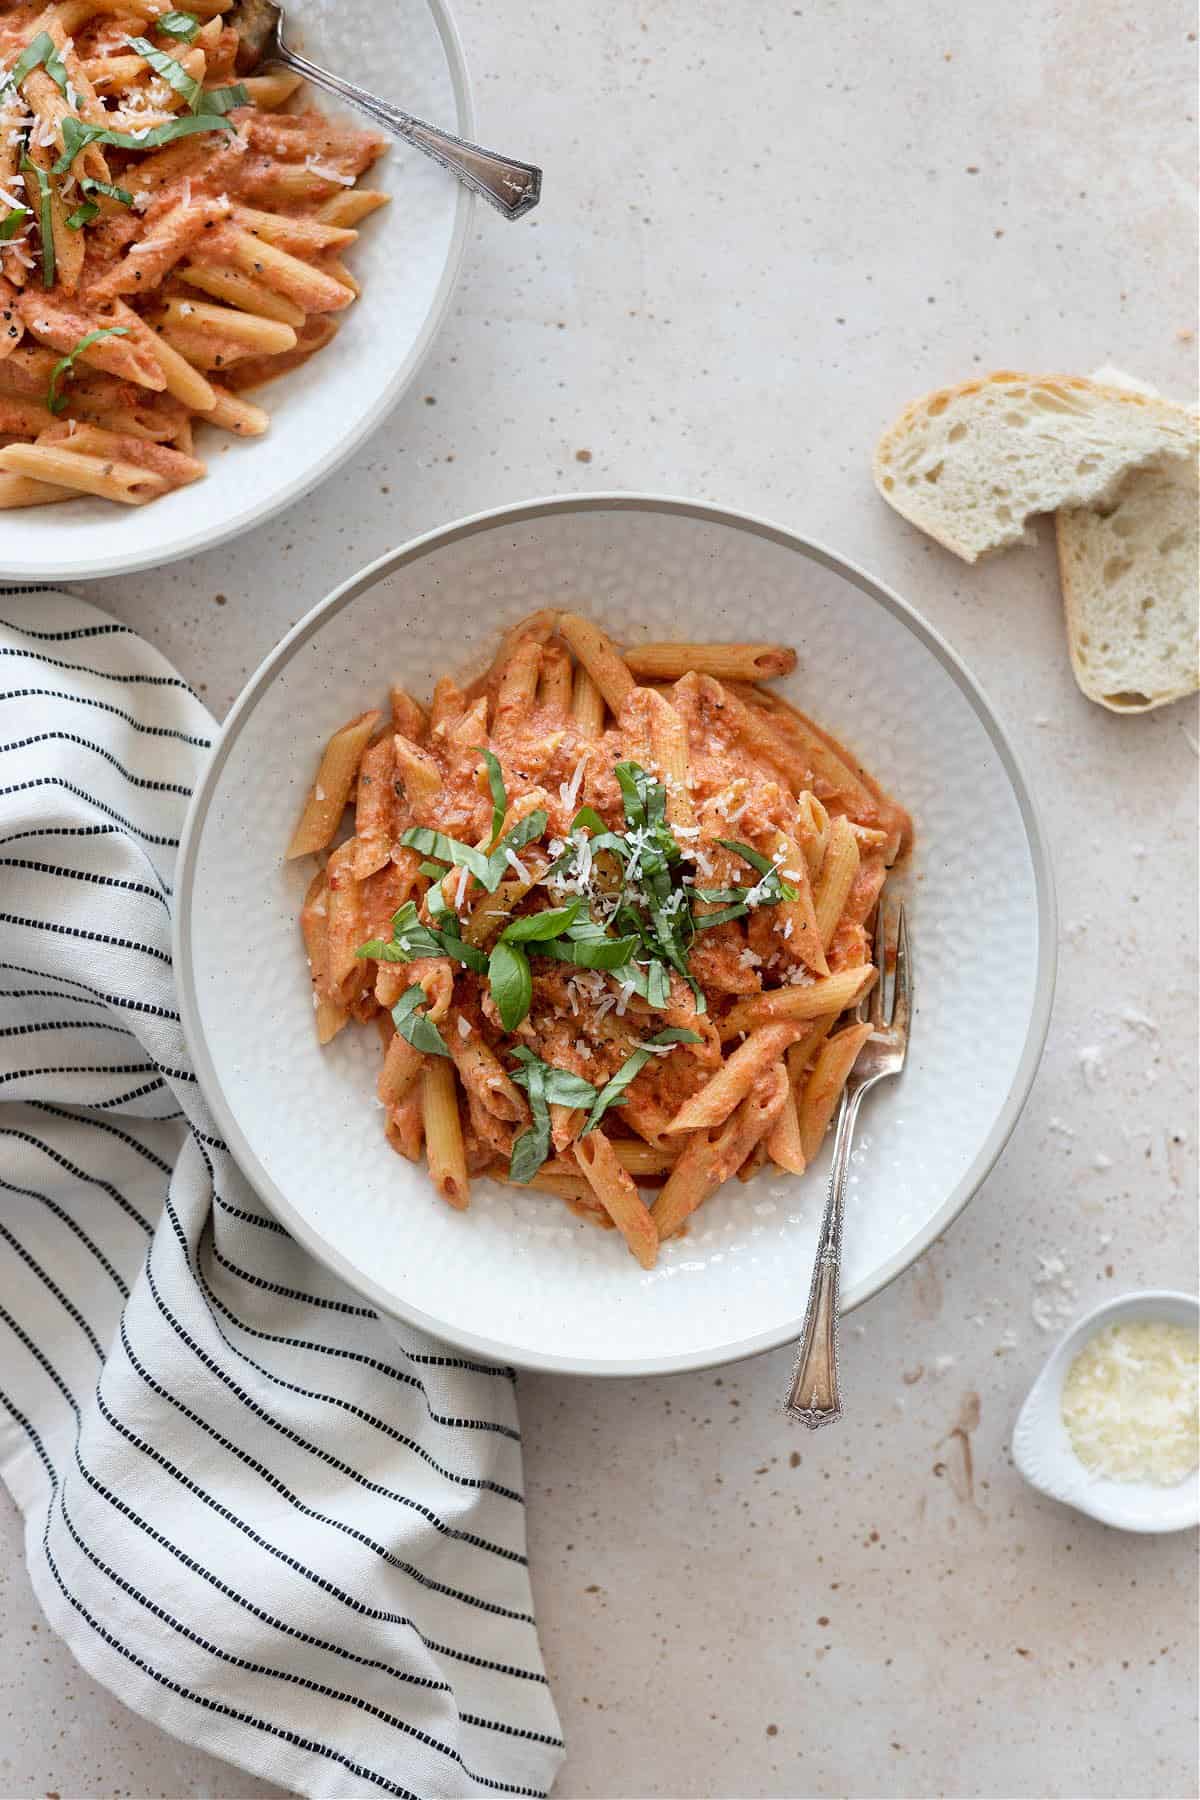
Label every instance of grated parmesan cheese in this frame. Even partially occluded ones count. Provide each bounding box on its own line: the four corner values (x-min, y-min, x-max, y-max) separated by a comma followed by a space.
1062, 1319, 1199, 1486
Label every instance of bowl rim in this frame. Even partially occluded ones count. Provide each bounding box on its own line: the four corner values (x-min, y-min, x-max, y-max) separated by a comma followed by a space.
174, 491, 1060, 1376
0, 0, 476, 587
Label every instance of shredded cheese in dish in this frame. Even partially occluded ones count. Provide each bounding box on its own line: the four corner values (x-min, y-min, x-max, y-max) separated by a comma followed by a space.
1061, 1319, 1199, 1486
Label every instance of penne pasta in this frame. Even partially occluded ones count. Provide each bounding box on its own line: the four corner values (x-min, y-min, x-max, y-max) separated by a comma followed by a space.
573, 1131, 658, 1269
624, 642, 797, 682
665, 1022, 803, 1134
813, 814, 860, 950
0, 2, 388, 513
0, 440, 166, 504
558, 612, 636, 714
289, 618, 910, 1259
286, 709, 381, 858
421, 1059, 469, 1209
799, 1022, 873, 1163
719, 964, 875, 1038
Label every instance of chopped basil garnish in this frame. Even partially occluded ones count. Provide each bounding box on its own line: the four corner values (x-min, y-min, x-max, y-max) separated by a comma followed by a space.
356, 899, 486, 972
158, 10, 202, 41
81, 176, 134, 207
65, 201, 98, 230
401, 807, 549, 895
391, 984, 449, 1058
53, 111, 233, 177
194, 81, 249, 115
507, 1049, 600, 1184
582, 1028, 701, 1135
19, 155, 55, 289
47, 326, 129, 413
509, 1046, 598, 1109
125, 34, 201, 107
2, 32, 68, 98
399, 825, 495, 888
508, 1059, 550, 1184
477, 746, 507, 843
537, 931, 642, 971
0, 207, 28, 241
498, 900, 583, 943
487, 939, 532, 1032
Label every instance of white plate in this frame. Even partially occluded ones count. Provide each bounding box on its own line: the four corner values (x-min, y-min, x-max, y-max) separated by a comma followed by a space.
175, 495, 1057, 1376
0, 0, 472, 585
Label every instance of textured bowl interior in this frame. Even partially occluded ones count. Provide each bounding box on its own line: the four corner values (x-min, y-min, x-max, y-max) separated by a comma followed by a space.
179, 498, 1054, 1374
0, 0, 468, 583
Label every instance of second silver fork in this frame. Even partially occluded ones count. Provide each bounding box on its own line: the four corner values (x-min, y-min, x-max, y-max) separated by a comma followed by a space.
783, 899, 912, 1428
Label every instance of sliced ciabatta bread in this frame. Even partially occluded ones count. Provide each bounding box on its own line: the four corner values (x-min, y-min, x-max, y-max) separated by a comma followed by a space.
873, 371, 1196, 563
1056, 446, 1198, 712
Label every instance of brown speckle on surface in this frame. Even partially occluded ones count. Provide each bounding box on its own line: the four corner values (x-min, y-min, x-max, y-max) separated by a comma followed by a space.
575, 448, 593, 462
765, 1724, 778, 1737
789, 1450, 801, 1467
214, 593, 227, 606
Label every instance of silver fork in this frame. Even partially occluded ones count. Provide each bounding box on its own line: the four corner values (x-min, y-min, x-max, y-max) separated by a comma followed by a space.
783, 899, 912, 1428
229, 1, 543, 220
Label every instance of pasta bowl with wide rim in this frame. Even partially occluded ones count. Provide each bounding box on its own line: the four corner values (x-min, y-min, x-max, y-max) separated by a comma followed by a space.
175, 494, 1058, 1377
0, 0, 473, 585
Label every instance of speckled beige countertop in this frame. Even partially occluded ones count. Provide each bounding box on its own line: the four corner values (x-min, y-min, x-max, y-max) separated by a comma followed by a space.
2, 0, 1197, 1795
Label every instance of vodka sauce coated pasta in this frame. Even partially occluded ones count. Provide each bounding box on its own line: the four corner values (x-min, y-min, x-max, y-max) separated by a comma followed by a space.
0, 1, 387, 509
290, 617, 913, 1270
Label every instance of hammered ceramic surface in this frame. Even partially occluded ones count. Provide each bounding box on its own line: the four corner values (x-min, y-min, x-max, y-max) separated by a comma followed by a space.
177, 497, 1056, 1374
1012, 1290, 1200, 1534
0, 0, 470, 584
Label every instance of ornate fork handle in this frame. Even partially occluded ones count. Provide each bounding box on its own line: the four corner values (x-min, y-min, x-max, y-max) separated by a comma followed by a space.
784, 1083, 868, 1427
272, 39, 542, 220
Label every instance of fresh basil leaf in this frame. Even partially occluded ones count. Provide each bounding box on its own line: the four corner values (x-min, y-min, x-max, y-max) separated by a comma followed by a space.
53, 111, 233, 176
355, 938, 408, 962
717, 838, 775, 877
476, 746, 506, 843
499, 900, 583, 944
125, 33, 201, 107
0, 207, 28, 241
65, 201, 98, 230
508, 1061, 550, 1183
19, 156, 54, 289
538, 934, 641, 971
425, 879, 453, 920
646, 961, 671, 1008
400, 825, 496, 889
695, 886, 746, 904
4, 32, 60, 95
508, 1048, 599, 1110
570, 805, 607, 835
582, 1048, 651, 1133
194, 81, 249, 115
581, 1027, 701, 1135
495, 808, 548, 857
712, 840, 797, 906
614, 760, 647, 829
43, 39, 70, 96
419, 858, 448, 879
81, 176, 134, 207
693, 903, 749, 929
433, 932, 488, 974
488, 940, 532, 1032
158, 10, 201, 41
391, 985, 449, 1058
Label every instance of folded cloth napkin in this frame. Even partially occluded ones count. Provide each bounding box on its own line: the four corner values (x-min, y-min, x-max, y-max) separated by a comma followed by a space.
0, 590, 564, 1800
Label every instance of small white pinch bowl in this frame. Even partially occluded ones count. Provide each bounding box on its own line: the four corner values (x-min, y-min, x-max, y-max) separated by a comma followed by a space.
1012, 1289, 1200, 1534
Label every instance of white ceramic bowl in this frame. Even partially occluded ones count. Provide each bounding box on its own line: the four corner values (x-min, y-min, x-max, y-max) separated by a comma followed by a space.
175, 494, 1057, 1375
0, 0, 472, 585
1013, 1290, 1200, 1533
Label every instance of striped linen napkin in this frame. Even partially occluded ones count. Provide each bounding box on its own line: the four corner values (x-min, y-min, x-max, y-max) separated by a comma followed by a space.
0, 588, 564, 1800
